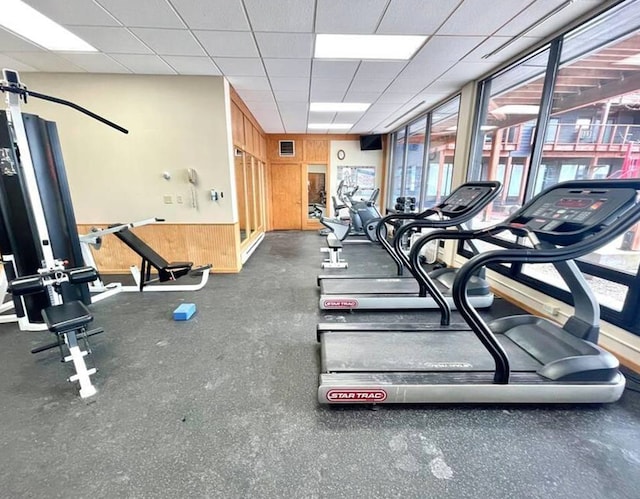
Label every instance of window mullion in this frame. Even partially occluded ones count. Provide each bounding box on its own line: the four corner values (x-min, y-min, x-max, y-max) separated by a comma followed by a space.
523, 38, 563, 201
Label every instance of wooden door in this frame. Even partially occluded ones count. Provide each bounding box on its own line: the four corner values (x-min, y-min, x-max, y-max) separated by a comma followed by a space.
270, 163, 302, 229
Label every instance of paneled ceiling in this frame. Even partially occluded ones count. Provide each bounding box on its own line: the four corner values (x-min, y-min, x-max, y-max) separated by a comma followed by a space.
0, 0, 605, 134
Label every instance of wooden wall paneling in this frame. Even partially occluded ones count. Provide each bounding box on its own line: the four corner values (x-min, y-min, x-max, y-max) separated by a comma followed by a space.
303, 139, 329, 163
300, 163, 308, 228
78, 223, 241, 273
266, 136, 303, 163
253, 127, 261, 160
231, 101, 244, 148
243, 116, 254, 155
260, 136, 266, 161
270, 162, 302, 229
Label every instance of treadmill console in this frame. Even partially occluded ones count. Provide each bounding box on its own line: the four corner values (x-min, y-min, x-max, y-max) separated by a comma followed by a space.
510, 187, 638, 245
439, 185, 494, 217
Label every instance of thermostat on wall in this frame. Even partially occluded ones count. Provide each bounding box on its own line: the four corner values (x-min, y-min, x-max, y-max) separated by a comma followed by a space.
337, 149, 345, 160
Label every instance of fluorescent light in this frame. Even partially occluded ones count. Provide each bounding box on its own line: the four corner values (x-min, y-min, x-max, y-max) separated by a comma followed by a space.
491, 105, 540, 115
0, 0, 96, 51
315, 34, 426, 60
310, 102, 370, 112
308, 123, 353, 130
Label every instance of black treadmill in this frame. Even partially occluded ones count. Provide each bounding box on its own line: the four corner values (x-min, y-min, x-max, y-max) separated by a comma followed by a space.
317, 180, 640, 404
317, 181, 502, 310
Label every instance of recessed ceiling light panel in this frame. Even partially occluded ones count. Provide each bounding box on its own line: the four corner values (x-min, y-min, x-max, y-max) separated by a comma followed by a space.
1, 0, 96, 51
315, 34, 426, 60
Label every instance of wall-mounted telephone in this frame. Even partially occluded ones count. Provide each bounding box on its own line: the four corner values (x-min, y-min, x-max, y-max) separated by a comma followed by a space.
187, 168, 199, 186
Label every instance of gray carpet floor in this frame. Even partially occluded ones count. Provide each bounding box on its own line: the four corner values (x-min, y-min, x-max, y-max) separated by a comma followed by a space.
0, 231, 639, 498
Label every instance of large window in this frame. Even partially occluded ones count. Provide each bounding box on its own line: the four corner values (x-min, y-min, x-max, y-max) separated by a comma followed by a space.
466, 0, 640, 333
387, 96, 461, 210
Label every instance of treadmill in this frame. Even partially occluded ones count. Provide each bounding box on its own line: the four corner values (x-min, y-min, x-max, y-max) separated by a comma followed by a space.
318, 181, 502, 311
317, 180, 640, 404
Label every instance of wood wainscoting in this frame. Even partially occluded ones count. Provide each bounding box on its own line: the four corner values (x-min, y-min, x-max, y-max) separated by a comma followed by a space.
77, 223, 241, 274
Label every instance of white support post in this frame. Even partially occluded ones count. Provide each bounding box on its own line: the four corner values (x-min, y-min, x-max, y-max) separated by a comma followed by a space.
63, 331, 97, 398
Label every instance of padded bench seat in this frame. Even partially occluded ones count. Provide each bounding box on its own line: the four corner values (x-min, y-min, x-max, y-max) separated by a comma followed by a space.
41, 300, 93, 334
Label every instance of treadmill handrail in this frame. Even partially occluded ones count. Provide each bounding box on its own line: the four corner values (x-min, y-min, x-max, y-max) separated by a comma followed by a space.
376, 208, 440, 276
409, 181, 640, 384
377, 181, 502, 276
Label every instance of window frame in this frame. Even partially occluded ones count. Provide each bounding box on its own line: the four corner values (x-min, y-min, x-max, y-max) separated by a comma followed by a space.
463, 0, 640, 334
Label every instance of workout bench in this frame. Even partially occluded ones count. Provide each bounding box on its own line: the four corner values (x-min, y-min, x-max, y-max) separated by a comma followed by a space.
321, 233, 348, 269
114, 227, 212, 292
10, 265, 104, 398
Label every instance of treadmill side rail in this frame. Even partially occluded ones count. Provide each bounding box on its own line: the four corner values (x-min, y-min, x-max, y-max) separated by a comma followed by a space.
318, 372, 626, 404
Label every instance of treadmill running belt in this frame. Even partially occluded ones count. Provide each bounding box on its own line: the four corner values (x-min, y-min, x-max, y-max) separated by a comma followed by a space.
321, 277, 420, 296
321, 331, 542, 372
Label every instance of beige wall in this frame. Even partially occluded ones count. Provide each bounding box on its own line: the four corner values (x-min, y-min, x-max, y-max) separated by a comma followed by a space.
19, 73, 235, 224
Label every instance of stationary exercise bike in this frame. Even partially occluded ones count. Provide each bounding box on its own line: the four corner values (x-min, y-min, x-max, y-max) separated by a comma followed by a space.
319, 180, 382, 242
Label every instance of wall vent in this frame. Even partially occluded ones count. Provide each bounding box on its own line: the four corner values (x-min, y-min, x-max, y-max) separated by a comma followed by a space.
279, 140, 295, 157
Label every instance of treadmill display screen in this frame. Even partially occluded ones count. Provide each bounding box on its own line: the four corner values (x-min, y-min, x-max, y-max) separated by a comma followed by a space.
555, 198, 593, 209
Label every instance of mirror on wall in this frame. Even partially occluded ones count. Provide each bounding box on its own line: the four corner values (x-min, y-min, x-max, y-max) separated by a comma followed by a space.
234, 149, 250, 242
307, 164, 326, 220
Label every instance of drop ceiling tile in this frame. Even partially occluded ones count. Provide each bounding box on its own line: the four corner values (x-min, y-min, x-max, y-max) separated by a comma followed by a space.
235, 89, 275, 103
355, 61, 407, 80
130, 28, 204, 56
312, 60, 359, 79
349, 78, 392, 92
270, 77, 309, 91
440, 61, 496, 83
214, 58, 265, 76
195, 31, 258, 57
59, 53, 130, 73
315, 0, 388, 34
412, 35, 486, 63
162, 56, 221, 75
97, 0, 184, 28
0, 28, 42, 51
377, 0, 460, 35
171, 0, 249, 30
264, 58, 311, 78
255, 33, 313, 58
438, 0, 529, 36
273, 89, 309, 102
3, 51, 84, 72
0, 54, 37, 72
343, 91, 380, 102
260, 121, 285, 133
71, 27, 153, 54
278, 102, 308, 115
311, 78, 351, 94
244, 0, 315, 32
399, 59, 451, 82
423, 80, 461, 94
251, 115, 282, 131
24, 0, 120, 26
109, 54, 176, 74
464, 36, 543, 63
385, 78, 428, 94
334, 111, 365, 122
309, 88, 346, 101
368, 102, 403, 114
246, 105, 279, 120
376, 92, 416, 104
496, 0, 601, 38
227, 76, 271, 90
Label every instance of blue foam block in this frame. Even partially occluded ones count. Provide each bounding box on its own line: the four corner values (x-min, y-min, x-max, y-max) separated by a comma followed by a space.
173, 303, 196, 321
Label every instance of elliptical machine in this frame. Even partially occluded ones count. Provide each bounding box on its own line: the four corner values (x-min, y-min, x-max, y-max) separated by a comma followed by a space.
319, 180, 382, 242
